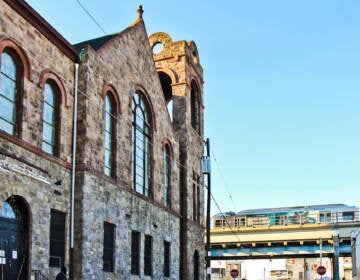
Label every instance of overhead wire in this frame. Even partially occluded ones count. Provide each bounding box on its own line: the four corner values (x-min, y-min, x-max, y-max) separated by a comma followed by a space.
210, 192, 242, 244
211, 149, 238, 211
9, 14, 243, 243
76, 0, 107, 35
205, 147, 242, 243
208, 178, 241, 242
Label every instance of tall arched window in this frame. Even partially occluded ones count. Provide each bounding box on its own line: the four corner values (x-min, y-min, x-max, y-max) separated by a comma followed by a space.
104, 93, 116, 177
190, 80, 201, 134
42, 82, 60, 155
164, 144, 171, 207
132, 92, 152, 197
0, 50, 21, 135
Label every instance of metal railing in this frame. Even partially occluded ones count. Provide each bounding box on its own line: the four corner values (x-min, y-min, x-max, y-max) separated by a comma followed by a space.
213, 210, 360, 229
32, 270, 49, 280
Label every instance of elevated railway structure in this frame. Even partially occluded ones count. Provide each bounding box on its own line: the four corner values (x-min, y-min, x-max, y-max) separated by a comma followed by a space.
210, 204, 360, 280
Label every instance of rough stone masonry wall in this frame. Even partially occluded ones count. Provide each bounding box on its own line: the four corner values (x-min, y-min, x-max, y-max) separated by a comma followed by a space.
150, 31, 205, 280
0, 147, 72, 278
76, 22, 180, 210
0, 1, 75, 162
74, 21, 182, 279
75, 173, 180, 280
0, 1, 75, 278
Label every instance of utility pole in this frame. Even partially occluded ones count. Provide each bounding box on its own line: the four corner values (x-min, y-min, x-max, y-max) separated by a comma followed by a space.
202, 138, 211, 280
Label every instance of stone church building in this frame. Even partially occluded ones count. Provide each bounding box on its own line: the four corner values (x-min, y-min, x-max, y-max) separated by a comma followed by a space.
0, 1, 205, 279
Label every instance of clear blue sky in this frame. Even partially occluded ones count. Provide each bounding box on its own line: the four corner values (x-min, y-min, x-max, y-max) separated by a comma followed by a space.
25, 0, 360, 215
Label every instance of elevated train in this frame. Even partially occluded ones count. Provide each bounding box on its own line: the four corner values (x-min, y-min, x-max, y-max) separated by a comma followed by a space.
213, 204, 359, 229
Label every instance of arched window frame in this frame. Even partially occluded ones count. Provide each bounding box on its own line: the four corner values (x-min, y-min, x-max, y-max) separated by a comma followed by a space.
162, 140, 173, 208
39, 70, 66, 157
0, 49, 23, 137
102, 84, 120, 178
157, 69, 177, 123
131, 87, 155, 198
41, 81, 60, 156
0, 37, 31, 138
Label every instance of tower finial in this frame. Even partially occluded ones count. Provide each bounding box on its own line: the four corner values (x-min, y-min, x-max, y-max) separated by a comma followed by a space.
137, 5, 144, 20
130, 5, 144, 27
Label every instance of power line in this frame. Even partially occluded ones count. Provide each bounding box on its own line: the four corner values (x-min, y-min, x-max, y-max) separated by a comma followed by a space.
76, 0, 107, 35
211, 149, 238, 210
210, 192, 242, 243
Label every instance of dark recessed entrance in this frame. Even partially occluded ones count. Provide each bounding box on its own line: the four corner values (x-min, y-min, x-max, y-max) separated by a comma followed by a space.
0, 196, 29, 280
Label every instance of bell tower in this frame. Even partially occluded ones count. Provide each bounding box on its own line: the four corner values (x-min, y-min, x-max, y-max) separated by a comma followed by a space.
149, 32, 205, 280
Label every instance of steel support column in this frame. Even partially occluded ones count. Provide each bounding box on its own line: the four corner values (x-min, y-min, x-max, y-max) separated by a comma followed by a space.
333, 234, 340, 280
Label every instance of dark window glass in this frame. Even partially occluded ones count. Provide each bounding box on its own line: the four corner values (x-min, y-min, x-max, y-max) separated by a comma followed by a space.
343, 211, 355, 221
131, 231, 140, 275
0, 52, 17, 135
164, 241, 170, 277
190, 82, 200, 134
104, 94, 116, 177
164, 145, 171, 207
144, 235, 152, 276
192, 173, 200, 223
215, 219, 226, 228
1, 200, 22, 220
42, 83, 58, 155
131, 92, 152, 197
49, 210, 66, 267
320, 212, 332, 223
194, 250, 200, 280
103, 222, 115, 272
193, 183, 196, 221
197, 185, 201, 222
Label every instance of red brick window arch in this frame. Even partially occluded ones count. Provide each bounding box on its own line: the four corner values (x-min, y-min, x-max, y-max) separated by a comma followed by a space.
0, 49, 24, 136
39, 70, 67, 157
104, 94, 116, 177
102, 85, 120, 178
131, 91, 153, 197
41, 81, 61, 156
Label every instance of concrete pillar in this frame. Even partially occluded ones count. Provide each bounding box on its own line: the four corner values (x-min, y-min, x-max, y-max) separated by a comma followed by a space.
333, 234, 340, 280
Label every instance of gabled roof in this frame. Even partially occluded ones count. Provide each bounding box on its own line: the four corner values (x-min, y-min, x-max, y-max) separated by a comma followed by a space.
73, 33, 119, 51
73, 5, 144, 53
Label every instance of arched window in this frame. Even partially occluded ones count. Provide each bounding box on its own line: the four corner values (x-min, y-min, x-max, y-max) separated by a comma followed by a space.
42, 82, 60, 155
164, 144, 171, 207
193, 250, 200, 280
158, 71, 173, 122
0, 50, 22, 136
190, 81, 201, 134
104, 93, 116, 177
132, 92, 152, 197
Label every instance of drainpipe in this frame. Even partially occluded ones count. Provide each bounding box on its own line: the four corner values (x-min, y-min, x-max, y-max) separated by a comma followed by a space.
70, 50, 83, 280
70, 62, 79, 250
69, 61, 79, 280
70, 49, 83, 250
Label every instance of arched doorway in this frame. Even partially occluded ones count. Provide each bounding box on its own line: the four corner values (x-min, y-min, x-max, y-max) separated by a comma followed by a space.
0, 196, 29, 280
193, 250, 200, 280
